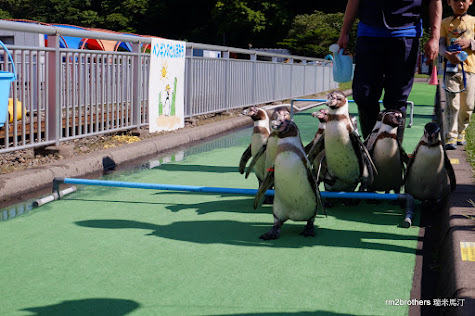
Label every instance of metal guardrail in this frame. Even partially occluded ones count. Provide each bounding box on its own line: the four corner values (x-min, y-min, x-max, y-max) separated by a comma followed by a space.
0, 19, 339, 154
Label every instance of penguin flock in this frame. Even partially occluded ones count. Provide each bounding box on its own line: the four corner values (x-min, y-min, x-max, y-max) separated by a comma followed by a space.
240, 91, 456, 239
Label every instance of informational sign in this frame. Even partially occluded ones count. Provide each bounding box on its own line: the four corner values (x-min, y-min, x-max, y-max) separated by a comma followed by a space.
148, 38, 186, 133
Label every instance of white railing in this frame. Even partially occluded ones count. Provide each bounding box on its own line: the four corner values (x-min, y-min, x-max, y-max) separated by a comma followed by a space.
0, 19, 338, 153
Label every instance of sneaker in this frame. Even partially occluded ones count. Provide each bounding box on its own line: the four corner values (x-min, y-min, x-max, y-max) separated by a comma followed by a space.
445, 137, 458, 150
457, 131, 466, 145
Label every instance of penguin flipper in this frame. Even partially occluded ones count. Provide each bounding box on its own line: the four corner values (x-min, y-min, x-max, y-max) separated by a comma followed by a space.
305, 162, 325, 216
307, 133, 325, 163
239, 144, 252, 174
444, 151, 457, 191
254, 168, 275, 209
350, 131, 378, 176
313, 150, 326, 184
304, 140, 315, 154
245, 144, 267, 179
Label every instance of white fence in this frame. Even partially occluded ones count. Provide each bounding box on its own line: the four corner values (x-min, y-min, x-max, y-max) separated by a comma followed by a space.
0, 20, 338, 153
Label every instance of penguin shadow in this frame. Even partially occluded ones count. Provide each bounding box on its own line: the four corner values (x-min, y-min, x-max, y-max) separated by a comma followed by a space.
156, 192, 270, 215
153, 163, 238, 173
65, 192, 268, 216
21, 298, 140, 316
75, 218, 418, 253
322, 201, 411, 226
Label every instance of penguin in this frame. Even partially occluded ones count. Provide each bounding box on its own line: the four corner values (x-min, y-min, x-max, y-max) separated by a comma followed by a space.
405, 122, 456, 205
238, 107, 270, 186
369, 110, 408, 193
304, 109, 328, 154
245, 106, 291, 179
364, 110, 386, 153
255, 119, 324, 240
310, 90, 376, 192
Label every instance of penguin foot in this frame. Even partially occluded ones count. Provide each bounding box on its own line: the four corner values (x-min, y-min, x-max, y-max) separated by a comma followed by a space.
259, 226, 281, 240
300, 222, 315, 237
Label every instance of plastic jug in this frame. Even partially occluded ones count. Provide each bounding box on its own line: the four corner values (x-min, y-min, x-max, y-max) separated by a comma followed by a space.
446, 39, 468, 73
0, 40, 16, 128
329, 44, 353, 83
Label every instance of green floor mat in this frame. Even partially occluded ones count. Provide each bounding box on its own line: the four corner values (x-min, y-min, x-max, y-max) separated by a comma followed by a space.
0, 83, 436, 316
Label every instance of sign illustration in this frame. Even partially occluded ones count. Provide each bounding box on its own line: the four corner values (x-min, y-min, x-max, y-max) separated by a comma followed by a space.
148, 38, 185, 132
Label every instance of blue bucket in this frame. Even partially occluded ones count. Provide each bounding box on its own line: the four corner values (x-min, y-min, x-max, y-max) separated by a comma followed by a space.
0, 40, 16, 128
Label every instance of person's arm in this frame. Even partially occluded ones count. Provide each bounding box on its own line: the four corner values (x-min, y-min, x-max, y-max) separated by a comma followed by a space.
337, 0, 360, 54
424, 0, 442, 65
439, 37, 447, 57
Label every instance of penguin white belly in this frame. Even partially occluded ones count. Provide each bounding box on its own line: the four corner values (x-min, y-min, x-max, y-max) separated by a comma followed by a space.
251, 133, 268, 181
372, 139, 402, 191
273, 152, 316, 221
324, 122, 360, 182
406, 147, 449, 200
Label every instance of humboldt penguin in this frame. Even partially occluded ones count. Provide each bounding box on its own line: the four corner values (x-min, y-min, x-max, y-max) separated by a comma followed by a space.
405, 122, 456, 205
310, 90, 376, 192
369, 110, 408, 193
304, 109, 328, 154
364, 110, 386, 153
238, 107, 270, 186
245, 106, 291, 179
256, 119, 324, 240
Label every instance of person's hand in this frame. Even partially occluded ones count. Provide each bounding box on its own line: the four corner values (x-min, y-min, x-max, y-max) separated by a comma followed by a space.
453, 38, 471, 50
445, 51, 461, 64
337, 34, 350, 55
424, 37, 439, 65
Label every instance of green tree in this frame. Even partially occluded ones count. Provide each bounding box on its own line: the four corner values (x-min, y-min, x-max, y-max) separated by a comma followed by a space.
278, 10, 358, 58
212, 0, 266, 47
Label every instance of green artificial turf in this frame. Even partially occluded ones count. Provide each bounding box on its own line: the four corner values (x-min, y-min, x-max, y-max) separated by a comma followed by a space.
0, 83, 436, 316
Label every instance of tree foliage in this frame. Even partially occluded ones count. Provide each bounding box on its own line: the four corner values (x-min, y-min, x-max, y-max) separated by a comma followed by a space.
278, 11, 358, 58
1, 0, 468, 57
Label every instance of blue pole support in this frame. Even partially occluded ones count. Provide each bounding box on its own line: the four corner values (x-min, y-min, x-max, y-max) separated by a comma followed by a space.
52, 177, 415, 228
290, 99, 414, 127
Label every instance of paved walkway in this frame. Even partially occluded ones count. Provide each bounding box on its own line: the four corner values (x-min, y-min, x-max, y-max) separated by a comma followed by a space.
410, 80, 475, 316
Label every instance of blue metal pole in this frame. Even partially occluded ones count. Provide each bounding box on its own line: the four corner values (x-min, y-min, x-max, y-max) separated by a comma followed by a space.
53, 177, 415, 227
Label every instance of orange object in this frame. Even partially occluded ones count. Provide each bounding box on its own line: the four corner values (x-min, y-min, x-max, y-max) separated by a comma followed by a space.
429, 65, 438, 85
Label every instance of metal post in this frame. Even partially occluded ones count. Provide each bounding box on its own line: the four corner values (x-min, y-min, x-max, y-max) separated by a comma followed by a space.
132, 42, 142, 128
250, 53, 257, 105
223, 51, 230, 109
46, 35, 60, 144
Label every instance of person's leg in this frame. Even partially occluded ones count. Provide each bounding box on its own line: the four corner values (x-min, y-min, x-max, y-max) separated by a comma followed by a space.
352, 37, 384, 139
382, 37, 419, 143
457, 72, 475, 145
444, 73, 462, 149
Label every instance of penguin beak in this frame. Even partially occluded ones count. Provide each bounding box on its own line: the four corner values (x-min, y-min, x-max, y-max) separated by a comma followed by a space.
427, 133, 436, 144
